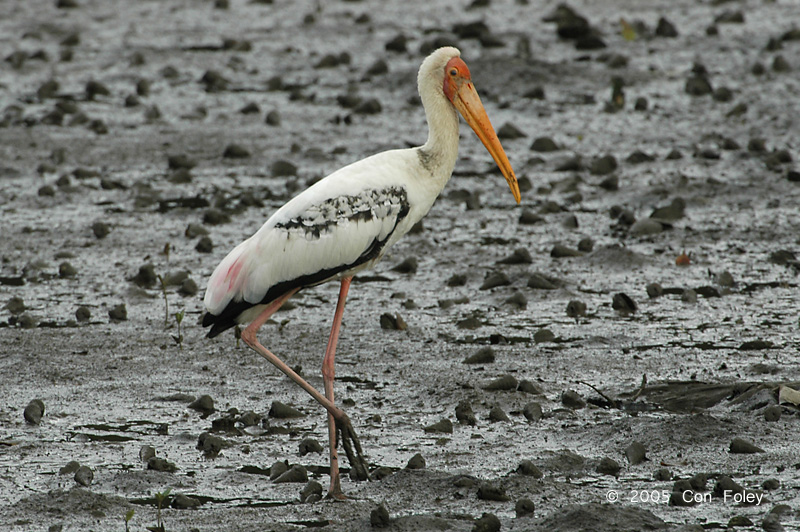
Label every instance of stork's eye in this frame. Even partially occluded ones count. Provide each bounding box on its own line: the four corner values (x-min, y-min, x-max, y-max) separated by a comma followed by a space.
449, 68, 458, 76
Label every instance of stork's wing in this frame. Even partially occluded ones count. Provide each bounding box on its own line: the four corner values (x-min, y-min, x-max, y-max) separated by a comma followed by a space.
202, 185, 410, 338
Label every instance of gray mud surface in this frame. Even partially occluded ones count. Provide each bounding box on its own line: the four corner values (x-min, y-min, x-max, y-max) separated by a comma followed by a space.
2, 0, 800, 531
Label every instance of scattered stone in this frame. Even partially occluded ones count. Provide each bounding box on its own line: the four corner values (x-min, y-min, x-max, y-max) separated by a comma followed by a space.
738, 339, 774, 350
653, 468, 672, 481
223, 144, 250, 159
728, 516, 754, 528
139, 445, 156, 463
681, 289, 698, 304
265, 110, 281, 126
370, 503, 391, 527
519, 209, 544, 225
24, 399, 45, 424
599, 174, 618, 191
518, 380, 542, 395
713, 475, 745, 496
550, 244, 583, 258
108, 304, 127, 322
178, 278, 199, 297
424, 418, 453, 433
171, 493, 200, 509
131, 264, 157, 287
6, 296, 26, 315
646, 283, 664, 298
686, 70, 713, 96
528, 273, 557, 289
274, 464, 308, 483
59, 461, 80, 475
729, 437, 765, 454
91, 221, 110, 239
531, 136, 559, 152
762, 478, 780, 491
196, 236, 214, 253
625, 441, 647, 464
504, 291, 527, 309
75, 306, 91, 322
589, 155, 617, 175
269, 461, 289, 480
477, 483, 509, 501
497, 122, 526, 140
689, 473, 708, 491
533, 329, 555, 343
488, 405, 510, 422
392, 257, 418, 274
596, 457, 620, 476
189, 394, 215, 415
655, 17, 678, 37
515, 498, 535, 517
464, 346, 495, 364
406, 453, 425, 469
498, 247, 532, 264
523, 401, 543, 421
200, 70, 229, 92
612, 292, 637, 314
484, 374, 517, 391
517, 459, 543, 477
74, 465, 93, 487
269, 400, 303, 418
566, 300, 586, 319
298, 438, 323, 456
561, 389, 586, 409
577, 238, 594, 252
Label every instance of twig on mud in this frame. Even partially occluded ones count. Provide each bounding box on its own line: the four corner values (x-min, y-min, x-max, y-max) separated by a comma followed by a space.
578, 380, 619, 408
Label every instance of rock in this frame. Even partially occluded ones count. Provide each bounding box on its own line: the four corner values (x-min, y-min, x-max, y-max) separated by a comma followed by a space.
480, 272, 511, 290
651, 197, 686, 220
424, 418, 453, 433
504, 292, 527, 309
300, 480, 323, 503
298, 438, 323, 455
464, 347, 495, 364
196, 236, 214, 253
178, 278, 199, 296
167, 154, 196, 170
686, 74, 713, 96
561, 389, 585, 409
523, 402, 543, 421
655, 17, 678, 37
269, 401, 303, 418
200, 70, 228, 92
477, 483, 509, 501
515, 498, 535, 517
497, 122, 526, 139
265, 110, 281, 126
24, 399, 45, 424
269, 461, 289, 480
455, 400, 477, 425
653, 468, 672, 481
108, 304, 127, 322
197, 432, 226, 456
392, 257, 418, 274
488, 405, 510, 422
91, 221, 110, 239
519, 209, 544, 225
139, 445, 156, 463
646, 283, 664, 298
630, 219, 664, 236
274, 464, 308, 483
551, 244, 583, 258
370, 503, 390, 527
498, 247, 532, 264
189, 394, 215, 414
517, 459, 543, 478
6, 296, 26, 315
762, 479, 780, 491
612, 292, 637, 314
625, 441, 647, 464
484, 374, 517, 391
729, 437, 765, 454
528, 273, 557, 289
713, 475, 745, 496
406, 453, 425, 469
171, 493, 201, 509
85, 80, 110, 100
596, 457, 620, 476
74, 465, 93, 487
533, 329, 555, 343
518, 380, 542, 394
681, 289, 698, 304
59, 461, 80, 475
131, 263, 157, 287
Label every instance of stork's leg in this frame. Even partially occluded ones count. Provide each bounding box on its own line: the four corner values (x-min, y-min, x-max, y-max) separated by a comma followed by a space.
239, 285, 368, 498
322, 277, 369, 498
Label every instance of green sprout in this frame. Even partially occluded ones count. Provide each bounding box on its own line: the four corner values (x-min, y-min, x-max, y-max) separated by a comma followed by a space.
157, 274, 169, 328
124, 509, 134, 532
147, 487, 171, 532
172, 310, 185, 349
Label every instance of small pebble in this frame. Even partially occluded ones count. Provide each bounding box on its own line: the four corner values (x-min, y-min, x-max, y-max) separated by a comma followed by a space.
58, 261, 77, 278
762, 478, 780, 491
392, 257, 418, 274
498, 247, 532, 264
455, 400, 477, 426
589, 155, 617, 175
406, 453, 425, 469
764, 405, 781, 422
625, 441, 647, 464
653, 468, 672, 481
197, 432, 225, 456
518, 380, 542, 395
196, 236, 214, 253
550, 244, 583, 258
713, 475, 745, 496
269, 461, 289, 480
646, 283, 664, 298
612, 292, 637, 314
528, 273, 557, 290
566, 300, 586, 319
189, 395, 215, 414
530, 136, 559, 152
464, 347, 495, 364
59, 461, 80, 475
561, 389, 586, 409
423, 418, 453, 433
139, 445, 156, 462
91, 221, 110, 239
74, 465, 93, 487
370, 503, 390, 527
379, 313, 407, 330
515, 498, 535, 517
517, 459, 543, 478
131, 263, 156, 287
533, 329, 555, 343
681, 289, 698, 304
147, 457, 178, 472
24, 399, 45, 424
274, 464, 308, 483
171, 493, 200, 509
300, 480, 323, 503
6, 297, 26, 314
223, 144, 250, 159
479, 272, 511, 290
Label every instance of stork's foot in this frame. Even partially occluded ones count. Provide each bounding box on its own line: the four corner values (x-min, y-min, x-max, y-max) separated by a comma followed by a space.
335, 412, 370, 482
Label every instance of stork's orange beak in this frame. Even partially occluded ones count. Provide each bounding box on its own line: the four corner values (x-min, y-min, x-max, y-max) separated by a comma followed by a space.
452, 82, 521, 204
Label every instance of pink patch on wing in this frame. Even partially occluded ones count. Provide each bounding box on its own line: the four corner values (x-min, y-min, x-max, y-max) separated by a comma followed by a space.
224, 257, 244, 291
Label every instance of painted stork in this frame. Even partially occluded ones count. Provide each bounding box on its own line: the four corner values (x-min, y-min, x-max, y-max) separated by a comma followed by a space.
202, 46, 521, 499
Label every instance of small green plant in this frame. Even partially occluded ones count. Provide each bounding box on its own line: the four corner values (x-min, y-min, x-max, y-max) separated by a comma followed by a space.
172, 310, 185, 349
124, 509, 134, 532
157, 274, 169, 328
147, 487, 171, 532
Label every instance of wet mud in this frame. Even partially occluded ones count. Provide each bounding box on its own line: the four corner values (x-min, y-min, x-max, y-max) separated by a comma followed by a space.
1, 0, 799, 530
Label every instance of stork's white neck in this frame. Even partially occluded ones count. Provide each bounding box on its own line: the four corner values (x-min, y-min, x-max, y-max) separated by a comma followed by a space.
417, 67, 460, 192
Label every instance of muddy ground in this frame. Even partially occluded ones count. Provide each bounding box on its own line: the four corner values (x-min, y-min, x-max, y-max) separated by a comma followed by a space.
1, 0, 800, 530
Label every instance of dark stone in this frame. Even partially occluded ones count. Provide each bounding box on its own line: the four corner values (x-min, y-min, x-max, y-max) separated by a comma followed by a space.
455, 400, 477, 425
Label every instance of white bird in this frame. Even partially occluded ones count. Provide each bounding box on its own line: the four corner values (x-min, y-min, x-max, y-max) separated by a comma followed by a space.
202, 46, 521, 499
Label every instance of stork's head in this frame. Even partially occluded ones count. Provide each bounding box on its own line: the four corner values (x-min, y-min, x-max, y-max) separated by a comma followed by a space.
420, 47, 521, 204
